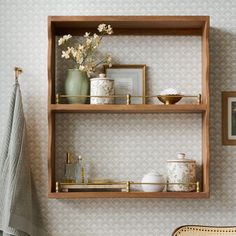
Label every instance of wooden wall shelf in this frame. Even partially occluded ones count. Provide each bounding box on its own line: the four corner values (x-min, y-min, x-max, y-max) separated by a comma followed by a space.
48, 15, 210, 199
49, 104, 207, 113
48, 191, 209, 199
50, 16, 208, 36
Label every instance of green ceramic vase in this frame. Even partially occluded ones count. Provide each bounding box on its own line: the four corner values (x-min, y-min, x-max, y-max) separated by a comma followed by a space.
64, 69, 89, 104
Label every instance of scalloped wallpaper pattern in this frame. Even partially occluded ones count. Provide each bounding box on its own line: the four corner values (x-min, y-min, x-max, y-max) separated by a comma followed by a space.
0, 1, 236, 236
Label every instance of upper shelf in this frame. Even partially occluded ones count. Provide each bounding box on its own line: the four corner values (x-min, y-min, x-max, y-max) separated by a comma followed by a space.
49, 104, 207, 113
49, 16, 210, 36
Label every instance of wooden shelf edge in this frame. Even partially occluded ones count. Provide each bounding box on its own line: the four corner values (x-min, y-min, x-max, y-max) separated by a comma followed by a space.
49, 15, 210, 24
49, 104, 207, 113
48, 191, 209, 199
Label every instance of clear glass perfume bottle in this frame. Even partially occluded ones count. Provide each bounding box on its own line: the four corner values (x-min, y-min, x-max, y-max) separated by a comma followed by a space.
79, 156, 90, 184
75, 156, 82, 183
64, 152, 75, 183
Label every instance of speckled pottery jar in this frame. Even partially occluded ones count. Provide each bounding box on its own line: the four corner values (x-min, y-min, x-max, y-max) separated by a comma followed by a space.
90, 74, 114, 104
166, 153, 196, 192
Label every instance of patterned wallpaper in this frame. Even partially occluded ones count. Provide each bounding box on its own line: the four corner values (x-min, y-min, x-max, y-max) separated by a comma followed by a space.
0, 1, 236, 235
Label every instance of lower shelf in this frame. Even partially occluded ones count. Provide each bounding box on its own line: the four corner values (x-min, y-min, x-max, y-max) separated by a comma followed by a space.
48, 191, 209, 199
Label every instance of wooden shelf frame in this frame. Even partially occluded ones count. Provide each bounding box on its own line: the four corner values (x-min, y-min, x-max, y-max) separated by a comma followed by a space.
48, 191, 209, 199
48, 16, 210, 199
49, 104, 207, 113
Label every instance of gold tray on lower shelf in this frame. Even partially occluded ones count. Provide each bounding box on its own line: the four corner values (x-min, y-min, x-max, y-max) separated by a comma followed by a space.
56, 181, 200, 193
57, 182, 128, 192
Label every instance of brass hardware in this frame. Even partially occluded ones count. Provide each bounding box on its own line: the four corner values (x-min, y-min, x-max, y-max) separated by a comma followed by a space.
131, 182, 196, 186
57, 181, 200, 193
56, 181, 60, 193
126, 181, 131, 192
59, 95, 126, 98
14, 67, 23, 82
196, 181, 200, 192
126, 94, 131, 105
56, 93, 60, 104
157, 95, 182, 105
56, 93, 202, 105
197, 94, 202, 104
59, 182, 128, 192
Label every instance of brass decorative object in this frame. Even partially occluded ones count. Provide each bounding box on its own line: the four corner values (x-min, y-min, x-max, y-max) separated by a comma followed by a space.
59, 182, 128, 192
14, 67, 23, 82
157, 95, 183, 105
56, 181, 200, 193
56, 181, 60, 193
56, 93, 202, 105
196, 181, 200, 192
56, 93, 60, 104
126, 94, 131, 105
197, 94, 202, 104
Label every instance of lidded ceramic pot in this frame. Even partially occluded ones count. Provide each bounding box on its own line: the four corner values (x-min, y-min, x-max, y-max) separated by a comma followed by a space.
166, 153, 196, 192
90, 73, 114, 104
141, 171, 165, 192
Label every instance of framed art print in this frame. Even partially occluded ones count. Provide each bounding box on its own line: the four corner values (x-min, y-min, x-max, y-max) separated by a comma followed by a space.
104, 64, 146, 104
222, 91, 236, 145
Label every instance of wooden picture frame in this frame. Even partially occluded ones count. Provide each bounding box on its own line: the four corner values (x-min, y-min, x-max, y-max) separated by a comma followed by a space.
104, 64, 146, 104
222, 91, 236, 145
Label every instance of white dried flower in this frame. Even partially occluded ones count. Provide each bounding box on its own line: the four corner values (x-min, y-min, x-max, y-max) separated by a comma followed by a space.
59, 24, 113, 75
58, 38, 63, 46
79, 65, 85, 71
86, 38, 92, 46
84, 32, 90, 37
61, 50, 70, 59
78, 44, 84, 50
58, 34, 72, 45
67, 47, 73, 53
98, 23, 106, 32
70, 47, 77, 58
64, 34, 72, 40
106, 25, 113, 35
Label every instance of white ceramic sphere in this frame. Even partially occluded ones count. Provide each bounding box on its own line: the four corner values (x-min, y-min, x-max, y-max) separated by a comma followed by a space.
141, 172, 165, 192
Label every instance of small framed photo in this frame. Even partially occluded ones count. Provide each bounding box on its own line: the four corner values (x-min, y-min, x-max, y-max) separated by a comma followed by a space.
104, 64, 146, 104
222, 91, 236, 145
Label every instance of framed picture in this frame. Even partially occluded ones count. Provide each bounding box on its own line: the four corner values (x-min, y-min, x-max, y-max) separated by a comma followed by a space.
104, 64, 146, 104
222, 92, 236, 145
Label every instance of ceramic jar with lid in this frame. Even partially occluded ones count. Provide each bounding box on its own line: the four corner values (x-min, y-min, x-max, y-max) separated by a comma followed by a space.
90, 73, 114, 104
141, 171, 165, 192
166, 153, 196, 192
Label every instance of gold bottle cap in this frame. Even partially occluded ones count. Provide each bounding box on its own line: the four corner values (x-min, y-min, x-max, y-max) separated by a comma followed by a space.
66, 152, 73, 164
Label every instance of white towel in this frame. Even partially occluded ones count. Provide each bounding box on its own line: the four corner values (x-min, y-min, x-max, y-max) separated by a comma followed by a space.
0, 82, 46, 236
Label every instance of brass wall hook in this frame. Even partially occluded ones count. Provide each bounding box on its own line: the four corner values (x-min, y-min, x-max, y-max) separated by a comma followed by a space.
14, 67, 23, 82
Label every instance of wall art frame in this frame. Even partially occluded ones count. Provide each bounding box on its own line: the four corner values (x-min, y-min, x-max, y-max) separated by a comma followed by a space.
222, 91, 236, 145
104, 64, 146, 104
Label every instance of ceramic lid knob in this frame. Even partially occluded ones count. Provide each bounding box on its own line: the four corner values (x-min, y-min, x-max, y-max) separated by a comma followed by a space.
177, 153, 186, 159
99, 73, 106, 78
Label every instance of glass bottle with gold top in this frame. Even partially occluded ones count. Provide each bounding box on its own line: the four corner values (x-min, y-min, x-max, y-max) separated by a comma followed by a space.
64, 152, 75, 183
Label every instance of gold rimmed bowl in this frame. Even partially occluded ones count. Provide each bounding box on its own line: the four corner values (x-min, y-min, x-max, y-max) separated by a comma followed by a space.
157, 94, 183, 105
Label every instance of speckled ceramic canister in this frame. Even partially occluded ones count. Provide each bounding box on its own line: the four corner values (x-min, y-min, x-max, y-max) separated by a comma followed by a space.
166, 153, 196, 192
90, 74, 114, 104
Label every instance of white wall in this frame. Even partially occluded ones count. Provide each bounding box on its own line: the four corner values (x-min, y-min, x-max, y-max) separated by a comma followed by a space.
0, 1, 236, 235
